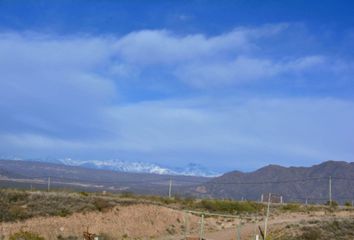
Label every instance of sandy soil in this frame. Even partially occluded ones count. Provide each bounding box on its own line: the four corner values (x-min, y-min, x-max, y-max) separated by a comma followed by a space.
0, 204, 200, 240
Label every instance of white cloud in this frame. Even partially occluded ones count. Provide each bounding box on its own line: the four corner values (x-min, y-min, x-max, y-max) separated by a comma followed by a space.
1, 25, 348, 94
174, 55, 328, 87
114, 24, 288, 65
98, 97, 354, 169
0, 32, 117, 139
109, 24, 348, 88
0, 133, 88, 150
0, 27, 353, 170
1, 95, 353, 170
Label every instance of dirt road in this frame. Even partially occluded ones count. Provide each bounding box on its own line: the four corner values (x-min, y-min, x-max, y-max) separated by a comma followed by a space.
193, 210, 354, 240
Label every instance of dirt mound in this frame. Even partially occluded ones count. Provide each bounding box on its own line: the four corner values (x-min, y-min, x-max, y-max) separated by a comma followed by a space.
1, 204, 199, 239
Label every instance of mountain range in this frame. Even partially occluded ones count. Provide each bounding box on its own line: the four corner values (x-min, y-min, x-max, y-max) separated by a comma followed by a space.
58, 158, 220, 177
0, 159, 209, 196
1, 157, 220, 177
1, 159, 354, 204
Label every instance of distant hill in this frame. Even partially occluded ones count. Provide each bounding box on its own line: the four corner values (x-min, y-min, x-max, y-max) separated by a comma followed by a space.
0, 159, 209, 195
191, 161, 354, 204
57, 158, 220, 177
2, 159, 354, 204
3, 157, 220, 177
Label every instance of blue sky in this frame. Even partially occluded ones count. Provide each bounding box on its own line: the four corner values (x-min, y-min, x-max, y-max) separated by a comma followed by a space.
0, 0, 354, 172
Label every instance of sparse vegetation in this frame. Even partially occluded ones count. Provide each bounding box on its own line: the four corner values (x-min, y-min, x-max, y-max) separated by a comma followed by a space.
0, 189, 132, 222
1, 188, 345, 224
9, 231, 45, 240
57, 235, 79, 240
326, 200, 338, 207
3, 188, 354, 240
93, 198, 113, 212
281, 203, 301, 212
195, 199, 263, 213
272, 219, 354, 240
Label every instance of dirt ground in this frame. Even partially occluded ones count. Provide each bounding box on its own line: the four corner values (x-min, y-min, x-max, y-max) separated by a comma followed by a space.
0, 204, 200, 240
1, 204, 354, 240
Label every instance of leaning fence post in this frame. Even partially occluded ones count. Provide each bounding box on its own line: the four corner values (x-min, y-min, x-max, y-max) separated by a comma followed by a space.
236, 221, 241, 240
264, 193, 271, 239
184, 211, 188, 240
199, 214, 205, 240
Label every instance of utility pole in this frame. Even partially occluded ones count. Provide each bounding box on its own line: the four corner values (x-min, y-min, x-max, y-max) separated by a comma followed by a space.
264, 193, 271, 239
47, 176, 51, 192
329, 176, 332, 206
168, 178, 172, 198
261, 194, 264, 203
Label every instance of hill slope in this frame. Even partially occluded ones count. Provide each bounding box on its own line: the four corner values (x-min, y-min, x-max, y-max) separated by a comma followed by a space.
0, 159, 209, 195
2, 159, 354, 203
193, 161, 354, 203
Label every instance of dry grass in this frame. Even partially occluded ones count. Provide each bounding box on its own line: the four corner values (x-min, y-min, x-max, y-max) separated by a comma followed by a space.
0, 189, 265, 224
270, 219, 354, 240
0, 190, 110, 222
3, 189, 354, 240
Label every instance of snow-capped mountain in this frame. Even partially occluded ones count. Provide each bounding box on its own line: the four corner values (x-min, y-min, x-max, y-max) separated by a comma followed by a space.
59, 158, 174, 175
58, 158, 220, 177
1, 156, 221, 177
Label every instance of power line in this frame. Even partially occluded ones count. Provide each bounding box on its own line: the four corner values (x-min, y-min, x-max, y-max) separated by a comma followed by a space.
4, 174, 354, 185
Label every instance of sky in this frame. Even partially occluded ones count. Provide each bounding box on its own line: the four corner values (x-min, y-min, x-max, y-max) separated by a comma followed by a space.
0, 0, 354, 172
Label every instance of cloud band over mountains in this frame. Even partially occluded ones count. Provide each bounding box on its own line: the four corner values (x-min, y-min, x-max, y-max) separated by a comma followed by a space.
0, 23, 353, 171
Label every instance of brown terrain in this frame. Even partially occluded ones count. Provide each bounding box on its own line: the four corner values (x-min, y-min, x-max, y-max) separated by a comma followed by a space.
2, 201, 354, 240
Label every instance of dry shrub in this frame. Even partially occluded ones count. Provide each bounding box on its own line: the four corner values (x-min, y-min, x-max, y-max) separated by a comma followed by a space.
93, 198, 113, 212
9, 231, 44, 240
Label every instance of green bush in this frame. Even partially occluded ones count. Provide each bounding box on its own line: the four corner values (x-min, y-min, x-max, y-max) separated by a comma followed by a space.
281, 203, 301, 212
120, 192, 135, 198
79, 192, 89, 197
326, 200, 338, 207
93, 198, 113, 212
9, 231, 45, 240
57, 235, 78, 240
300, 227, 322, 240
8, 191, 28, 202
58, 208, 71, 217
196, 199, 262, 213
9, 205, 28, 220
0, 189, 98, 222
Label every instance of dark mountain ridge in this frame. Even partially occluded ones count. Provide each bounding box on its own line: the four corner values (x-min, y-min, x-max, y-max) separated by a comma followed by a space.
193, 160, 354, 203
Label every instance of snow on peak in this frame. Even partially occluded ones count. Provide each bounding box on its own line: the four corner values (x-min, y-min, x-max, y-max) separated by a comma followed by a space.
58, 158, 219, 177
